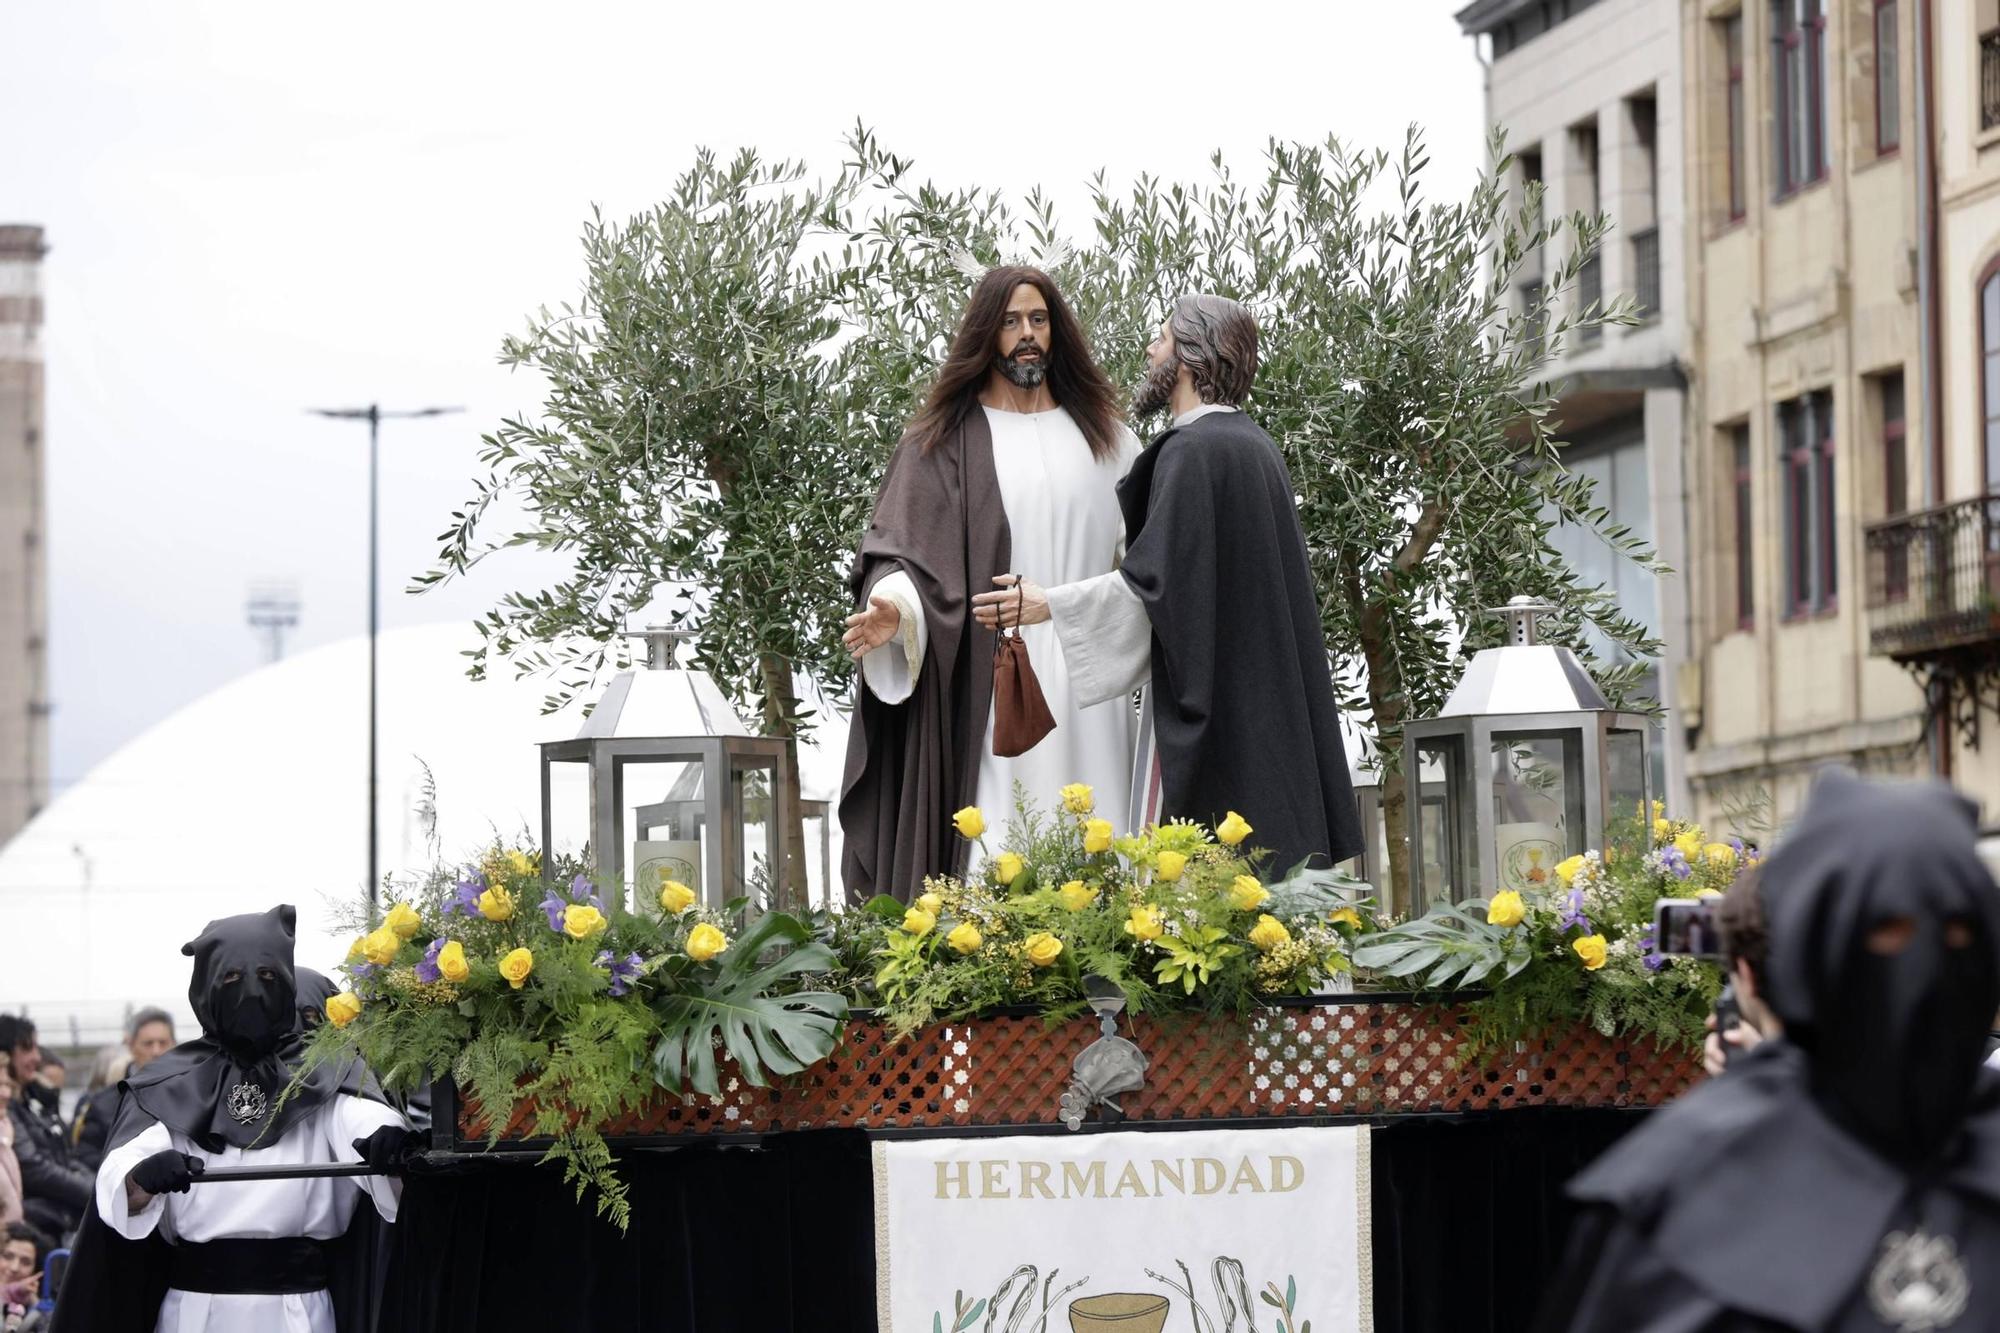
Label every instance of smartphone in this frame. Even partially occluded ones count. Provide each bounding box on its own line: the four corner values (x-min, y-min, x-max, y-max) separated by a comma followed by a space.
1654, 897, 1724, 961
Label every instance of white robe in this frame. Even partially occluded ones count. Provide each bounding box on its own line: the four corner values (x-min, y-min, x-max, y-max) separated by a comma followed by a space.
863, 405, 1139, 848
96, 1096, 405, 1333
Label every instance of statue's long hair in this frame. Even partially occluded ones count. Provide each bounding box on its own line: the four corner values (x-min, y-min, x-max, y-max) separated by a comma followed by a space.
903, 265, 1124, 461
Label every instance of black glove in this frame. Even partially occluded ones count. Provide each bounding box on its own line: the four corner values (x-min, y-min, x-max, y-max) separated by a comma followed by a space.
351, 1125, 426, 1177
129, 1149, 203, 1195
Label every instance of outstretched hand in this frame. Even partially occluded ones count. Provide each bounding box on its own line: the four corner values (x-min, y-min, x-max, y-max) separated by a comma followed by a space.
972, 576, 1048, 630
843, 595, 901, 661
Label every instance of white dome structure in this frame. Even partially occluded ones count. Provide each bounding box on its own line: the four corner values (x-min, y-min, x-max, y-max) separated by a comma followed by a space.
0, 623, 847, 1045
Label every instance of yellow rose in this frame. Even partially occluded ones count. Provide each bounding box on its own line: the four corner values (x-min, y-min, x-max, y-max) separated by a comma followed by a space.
1674, 830, 1703, 860
1155, 850, 1188, 882
1058, 880, 1097, 911
659, 880, 697, 914
1216, 811, 1253, 847
498, 947, 534, 989
345, 936, 366, 962
1573, 934, 1609, 971
325, 992, 362, 1028
385, 901, 421, 940
505, 850, 536, 879
994, 851, 1026, 885
361, 925, 401, 967
685, 923, 730, 962
1083, 820, 1114, 855
1248, 914, 1292, 953
1554, 854, 1586, 887
916, 892, 943, 916
946, 921, 983, 955
901, 907, 937, 937
477, 885, 515, 922
1125, 905, 1165, 942
1023, 932, 1064, 967
1652, 818, 1672, 843
1060, 783, 1095, 816
1486, 890, 1527, 928
952, 806, 986, 840
1228, 875, 1270, 912
437, 940, 470, 983
1328, 906, 1362, 929
563, 903, 608, 940
1703, 843, 1737, 869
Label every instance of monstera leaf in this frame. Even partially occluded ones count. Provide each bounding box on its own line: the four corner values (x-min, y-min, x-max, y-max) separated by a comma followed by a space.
1265, 861, 1374, 919
650, 911, 848, 1098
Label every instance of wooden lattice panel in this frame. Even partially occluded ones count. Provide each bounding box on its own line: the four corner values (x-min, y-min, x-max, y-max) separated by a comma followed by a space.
448, 1001, 1702, 1147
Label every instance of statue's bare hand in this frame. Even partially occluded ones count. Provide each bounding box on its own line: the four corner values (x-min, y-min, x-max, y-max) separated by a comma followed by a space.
973, 576, 1049, 630
843, 595, 901, 661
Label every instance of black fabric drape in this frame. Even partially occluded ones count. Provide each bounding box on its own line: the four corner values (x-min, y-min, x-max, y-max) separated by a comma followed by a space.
378, 1112, 1644, 1333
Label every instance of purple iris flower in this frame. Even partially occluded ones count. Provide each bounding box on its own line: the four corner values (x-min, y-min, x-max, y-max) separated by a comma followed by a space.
596, 950, 643, 998
540, 890, 568, 933
571, 874, 604, 913
446, 871, 485, 917
1638, 923, 1666, 973
416, 938, 446, 984
1660, 846, 1693, 881
1557, 886, 1591, 934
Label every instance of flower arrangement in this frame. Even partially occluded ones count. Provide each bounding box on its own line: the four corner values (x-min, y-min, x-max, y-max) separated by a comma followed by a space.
1352, 806, 1746, 1055
298, 840, 846, 1229
856, 784, 1376, 1036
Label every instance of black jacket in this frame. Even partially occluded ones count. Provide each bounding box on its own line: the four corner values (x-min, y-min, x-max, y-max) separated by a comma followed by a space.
67, 1085, 119, 1173
7, 1098, 92, 1226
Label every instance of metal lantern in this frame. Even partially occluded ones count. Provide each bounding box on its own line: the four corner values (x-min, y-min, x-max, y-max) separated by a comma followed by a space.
1347, 757, 1452, 917
539, 628, 798, 911
1400, 598, 1653, 911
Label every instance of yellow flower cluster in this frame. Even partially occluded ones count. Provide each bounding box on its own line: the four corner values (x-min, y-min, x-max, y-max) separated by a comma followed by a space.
1058, 880, 1098, 911
1248, 915, 1291, 953
1228, 876, 1269, 912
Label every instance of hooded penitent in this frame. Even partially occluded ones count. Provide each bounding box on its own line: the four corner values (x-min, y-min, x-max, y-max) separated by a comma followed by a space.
1549, 770, 2000, 1332
116, 904, 342, 1153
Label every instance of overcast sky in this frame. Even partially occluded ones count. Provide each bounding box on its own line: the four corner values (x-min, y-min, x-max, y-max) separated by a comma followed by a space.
3, 0, 1484, 793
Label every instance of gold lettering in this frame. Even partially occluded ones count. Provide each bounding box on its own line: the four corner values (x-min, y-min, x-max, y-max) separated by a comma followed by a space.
1269, 1155, 1305, 1193
1151, 1159, 1186, 1195
1229, 1157, 1266, 1194
980, 1160, 1010, 1199
1061, 1161, 1106, 1199
1111, 1161, 1150, 1198
1020, 1160, 1056, 1200
935, 1160, 972, 1200
1193, 1158, 1227, 1195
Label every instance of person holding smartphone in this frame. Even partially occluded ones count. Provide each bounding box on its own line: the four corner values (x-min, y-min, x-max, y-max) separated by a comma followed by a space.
1702, 867, 1784, 1077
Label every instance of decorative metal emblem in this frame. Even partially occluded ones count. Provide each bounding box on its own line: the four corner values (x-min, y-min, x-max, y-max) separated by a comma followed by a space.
1867, 1229, 1970, 1332
1059, 976, 1149, 1131
226, 1081, 268, 1125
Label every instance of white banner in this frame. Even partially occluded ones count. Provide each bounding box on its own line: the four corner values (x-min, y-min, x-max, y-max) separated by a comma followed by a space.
874, 1125, 1371, 1333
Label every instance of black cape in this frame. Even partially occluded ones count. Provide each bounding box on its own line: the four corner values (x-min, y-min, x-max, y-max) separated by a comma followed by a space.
1118, 408, 1362, 873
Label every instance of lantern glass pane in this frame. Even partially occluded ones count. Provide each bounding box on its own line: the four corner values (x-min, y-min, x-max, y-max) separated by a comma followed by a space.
545, 758, 592, 866
1413, 737, 1466, 907
1488, 732, 1585, 893
619, 757, 711, 903
1606, 727, 1648, 857
732, 760, 778, 904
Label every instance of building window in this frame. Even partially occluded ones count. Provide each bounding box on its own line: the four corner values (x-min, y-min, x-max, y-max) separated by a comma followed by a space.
1732, 426, 1755, 628
1780, 389, 1836, 616
1725, 14, 1747, 220
1880, 371, 1908, 601
1875, 1, 1900, 153
1984, 266, 2000, 490
1773, 0, 1828, 197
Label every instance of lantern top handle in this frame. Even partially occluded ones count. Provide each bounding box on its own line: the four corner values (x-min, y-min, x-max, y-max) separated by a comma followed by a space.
629, 625, 696, 671
1488, 596, 1557, 647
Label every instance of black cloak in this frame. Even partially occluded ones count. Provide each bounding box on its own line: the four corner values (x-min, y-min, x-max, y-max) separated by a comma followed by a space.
839, 409, 1011, 901
1539, 771, 2000, 1332
48, 909, 386, 1333
1117, 409, 1362, 873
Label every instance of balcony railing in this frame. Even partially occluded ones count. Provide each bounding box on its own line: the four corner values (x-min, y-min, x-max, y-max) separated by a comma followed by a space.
1577, 254, 1603, 347
1864, 496, 2000, 659
1631, 227, 1660, 322
1984, 30, 2000, 132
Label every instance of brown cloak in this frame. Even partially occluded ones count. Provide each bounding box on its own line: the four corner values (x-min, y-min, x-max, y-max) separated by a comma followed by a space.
838, 409, 1010, 902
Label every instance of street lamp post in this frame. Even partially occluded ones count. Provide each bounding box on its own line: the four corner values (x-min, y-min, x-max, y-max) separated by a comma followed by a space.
309, 403, 462, 915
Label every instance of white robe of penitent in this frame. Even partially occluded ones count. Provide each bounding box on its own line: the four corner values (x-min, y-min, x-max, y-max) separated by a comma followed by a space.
863, 405, 1140, 848
96, 1095, 405, 1333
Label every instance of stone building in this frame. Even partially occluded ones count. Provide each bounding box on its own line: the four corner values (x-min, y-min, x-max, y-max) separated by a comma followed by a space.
0, 225, 49, 848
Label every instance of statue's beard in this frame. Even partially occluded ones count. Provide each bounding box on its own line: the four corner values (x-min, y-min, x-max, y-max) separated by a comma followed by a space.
1132, 353, 1180, 418
995, 344, 1048, 389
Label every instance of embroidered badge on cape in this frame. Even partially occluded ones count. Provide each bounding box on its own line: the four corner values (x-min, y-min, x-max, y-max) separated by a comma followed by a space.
1867, 1229, 1970, 1332
226, 1081, 268, 1125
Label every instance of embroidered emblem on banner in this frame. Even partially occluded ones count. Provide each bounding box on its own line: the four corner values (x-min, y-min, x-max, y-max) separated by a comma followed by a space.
1867, 1229, 1969, 1332
226, 1082, 268, 1124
